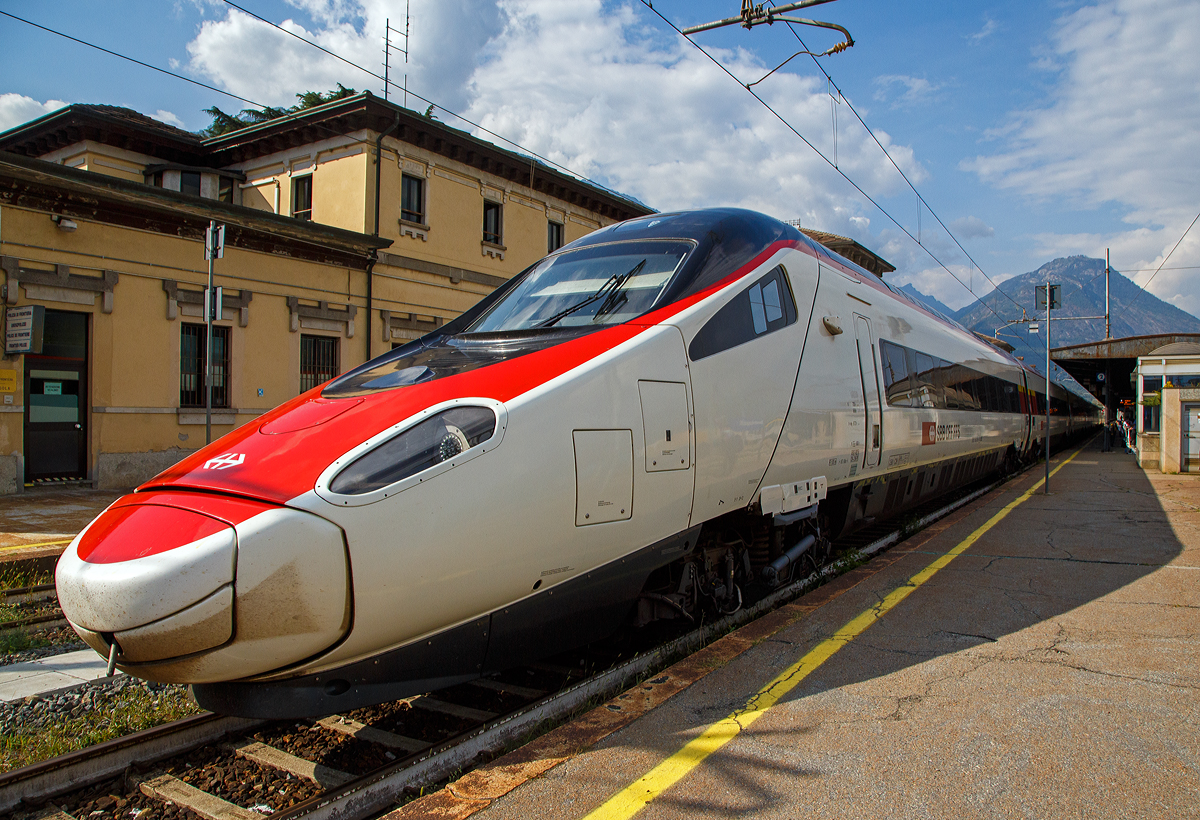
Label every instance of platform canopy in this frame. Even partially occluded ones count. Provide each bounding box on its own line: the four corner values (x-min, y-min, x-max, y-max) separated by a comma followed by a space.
1052, 333, 1200, 421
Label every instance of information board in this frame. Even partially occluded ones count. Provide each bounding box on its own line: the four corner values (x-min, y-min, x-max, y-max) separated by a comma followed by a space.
5, 305, 45, 354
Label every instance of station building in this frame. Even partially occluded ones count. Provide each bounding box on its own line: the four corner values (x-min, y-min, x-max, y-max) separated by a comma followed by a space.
1133, 341, 1200, 473
0, 93, 651, 493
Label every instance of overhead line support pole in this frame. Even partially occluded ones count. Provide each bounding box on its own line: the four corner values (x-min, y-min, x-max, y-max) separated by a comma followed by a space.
1045, 279, 1051, 494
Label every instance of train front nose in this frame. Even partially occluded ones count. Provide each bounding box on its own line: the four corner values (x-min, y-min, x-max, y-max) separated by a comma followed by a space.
56, 495, 351, 683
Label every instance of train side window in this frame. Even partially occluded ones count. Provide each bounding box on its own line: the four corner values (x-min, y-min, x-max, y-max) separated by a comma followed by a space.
1002, 382, 1018, 413
688, 265, 796, 360
879, 340, 912, 407
913, 352, 941, 408
960, 372, 981, 411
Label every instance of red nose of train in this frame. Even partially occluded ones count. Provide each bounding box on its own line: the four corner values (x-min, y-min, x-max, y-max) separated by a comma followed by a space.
56, 492, 351, 683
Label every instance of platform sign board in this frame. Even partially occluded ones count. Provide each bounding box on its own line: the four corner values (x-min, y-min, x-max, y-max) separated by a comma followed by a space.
0, 371, 15, 393
5, 305, 45, 354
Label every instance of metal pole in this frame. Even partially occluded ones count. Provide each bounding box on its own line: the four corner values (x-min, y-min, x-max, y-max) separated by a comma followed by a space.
383, 18, 389, 100
1105, 248, 1110, 339
206, 220, 214, 445
1045, 280, 1051, 494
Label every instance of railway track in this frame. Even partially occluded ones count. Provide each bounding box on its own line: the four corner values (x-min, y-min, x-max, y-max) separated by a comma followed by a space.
2, 470, 1010, 820
0, 583, 67, 640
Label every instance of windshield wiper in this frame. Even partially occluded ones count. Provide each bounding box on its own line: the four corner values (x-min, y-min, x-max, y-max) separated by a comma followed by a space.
536, 259, 646, 328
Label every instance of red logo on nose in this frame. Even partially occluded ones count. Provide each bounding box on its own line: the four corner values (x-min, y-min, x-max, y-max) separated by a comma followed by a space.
922, 422, 937, 445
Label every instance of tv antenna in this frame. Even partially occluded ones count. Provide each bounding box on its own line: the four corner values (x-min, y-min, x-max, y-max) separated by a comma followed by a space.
383, 3, 411, 108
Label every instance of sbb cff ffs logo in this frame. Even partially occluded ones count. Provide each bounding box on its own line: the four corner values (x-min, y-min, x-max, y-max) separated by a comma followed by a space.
921, 423, 961, 445
203, 453, 245, 470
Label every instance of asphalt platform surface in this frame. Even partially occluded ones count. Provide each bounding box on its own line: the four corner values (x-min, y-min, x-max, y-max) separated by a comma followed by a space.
0, 487, 121, 565
395, 439, 1198, 820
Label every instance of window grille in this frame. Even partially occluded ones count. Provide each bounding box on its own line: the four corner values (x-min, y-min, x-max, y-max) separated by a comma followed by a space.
180, 324, 230, 408
301, 334, 339, 392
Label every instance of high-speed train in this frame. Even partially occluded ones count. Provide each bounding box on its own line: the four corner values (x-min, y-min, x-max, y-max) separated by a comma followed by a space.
56, 209, 1100, 717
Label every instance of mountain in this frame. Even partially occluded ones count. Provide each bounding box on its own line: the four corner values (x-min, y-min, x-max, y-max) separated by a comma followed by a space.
897, 283, 956, 318
952, 256, 1200, 353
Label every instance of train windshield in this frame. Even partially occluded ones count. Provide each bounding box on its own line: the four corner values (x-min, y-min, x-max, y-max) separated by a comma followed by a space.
466, 240, 693, 332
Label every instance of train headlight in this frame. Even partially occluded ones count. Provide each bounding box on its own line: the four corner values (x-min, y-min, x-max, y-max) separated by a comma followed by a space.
328, 406, 497, 496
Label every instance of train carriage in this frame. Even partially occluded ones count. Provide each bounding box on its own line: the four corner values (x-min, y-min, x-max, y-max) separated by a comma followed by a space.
55, 209, 1100, 717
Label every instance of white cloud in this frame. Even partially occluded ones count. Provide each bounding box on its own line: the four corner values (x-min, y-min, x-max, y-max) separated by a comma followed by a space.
0, 94, 69, 133
950, 215, 995, 239
182, 0, 931, 286
964, 0, 1200, 317
968, 18, 998, 43
872, 75, 942, 108
154, 110, 186, 129
186, 0, 501, 113
460, 0, 923, 237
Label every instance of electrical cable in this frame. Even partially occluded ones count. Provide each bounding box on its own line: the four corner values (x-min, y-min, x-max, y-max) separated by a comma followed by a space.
0, 9, 387, 162
1126, 210, 1200, 312
640, 1, 1012, 327
0, 6, 616, 211
763, 6, 1027, 321
218, 0, 617, 194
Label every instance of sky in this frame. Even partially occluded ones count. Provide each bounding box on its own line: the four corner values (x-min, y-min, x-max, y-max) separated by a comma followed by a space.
2, 0, 1198, 331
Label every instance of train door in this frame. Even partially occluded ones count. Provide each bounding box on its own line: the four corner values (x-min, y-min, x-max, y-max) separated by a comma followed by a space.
1184, 404, 1200, 472
854, 314, 882, 469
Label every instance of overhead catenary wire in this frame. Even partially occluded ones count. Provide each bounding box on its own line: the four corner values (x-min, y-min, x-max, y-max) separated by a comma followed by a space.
640, 1, 1012, 328
0, 6, 618, 207
763, 1, 1026, 319
1125, 210, 1200, 312
217, 0, 613, 195
0, 8, 405, 176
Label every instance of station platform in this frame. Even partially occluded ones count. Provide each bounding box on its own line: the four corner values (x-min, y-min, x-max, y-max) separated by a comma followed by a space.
0, 487, 121, 565
390, 438, 1199, 819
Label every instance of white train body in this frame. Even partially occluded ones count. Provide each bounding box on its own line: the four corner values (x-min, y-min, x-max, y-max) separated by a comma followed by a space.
56, 210, 1098, 716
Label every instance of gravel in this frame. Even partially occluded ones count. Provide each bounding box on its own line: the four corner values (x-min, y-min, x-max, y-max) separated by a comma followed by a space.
0, 625, 88, 667
1, 677, 202, 772
165, 744, 323, 812
18, 774, 205, 820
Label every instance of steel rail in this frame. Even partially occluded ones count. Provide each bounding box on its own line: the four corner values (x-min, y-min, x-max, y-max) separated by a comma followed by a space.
0, 464, 1024, 818
0, 713, 265, 813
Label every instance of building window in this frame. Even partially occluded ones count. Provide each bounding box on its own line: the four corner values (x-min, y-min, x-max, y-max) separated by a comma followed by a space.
1142, 376, 1162, 433
180, 324, 230, 408
181, 171, 201, 198
301, 334, 339, 392
292, 175, 313, 221
218, 176, 234, 203
401, 174, 425, 224
150, 171, 164, 188
547, 220, 564, 253
483, 200, 502, 245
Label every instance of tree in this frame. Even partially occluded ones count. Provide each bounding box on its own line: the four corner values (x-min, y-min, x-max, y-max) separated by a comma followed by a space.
201, 84, 357, 137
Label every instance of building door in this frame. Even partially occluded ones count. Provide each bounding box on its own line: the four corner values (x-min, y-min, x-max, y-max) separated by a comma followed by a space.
854, 314, 882, 469
1184, 404, 1200, 473
24, 310, 88, 483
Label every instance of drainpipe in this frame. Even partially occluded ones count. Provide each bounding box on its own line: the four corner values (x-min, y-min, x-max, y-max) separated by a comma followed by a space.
368, 112, 402, 361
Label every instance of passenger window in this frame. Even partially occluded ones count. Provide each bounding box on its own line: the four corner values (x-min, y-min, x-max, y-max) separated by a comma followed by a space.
688, 266, 796, 360
879, 340, 912, 407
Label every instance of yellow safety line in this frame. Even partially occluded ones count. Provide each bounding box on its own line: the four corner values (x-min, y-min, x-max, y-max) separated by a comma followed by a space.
584, 443, 1088, 820
0, 538, 73, 553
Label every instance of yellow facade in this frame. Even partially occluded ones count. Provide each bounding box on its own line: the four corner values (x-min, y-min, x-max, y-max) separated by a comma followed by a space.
0, 95, 650, 492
